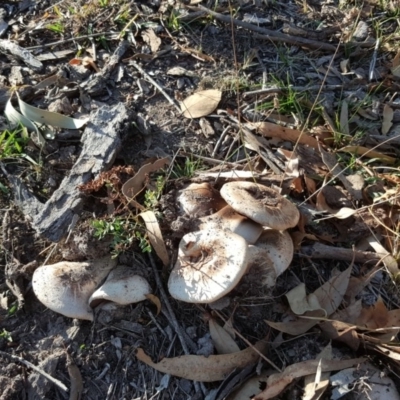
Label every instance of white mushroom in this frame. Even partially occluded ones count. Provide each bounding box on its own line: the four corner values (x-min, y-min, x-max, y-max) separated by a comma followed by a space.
32, 256, 117, 321
253, 230, 294, 276
89, 265, 151, 308
246, 245, 277, 288
220, 181, 300, 230
197, 205, 263, 244
177, 182, 226, 217
168, 229, 249, 303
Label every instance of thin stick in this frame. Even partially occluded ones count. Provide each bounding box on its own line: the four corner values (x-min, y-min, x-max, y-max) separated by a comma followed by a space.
148, 253, 201, 392
213, 310, 281, 372
25, 32, 119, 50
298, 242, 388, 264
0, 350, 68, 392
197, 5, 337, 52
130, 61, 181, 112
243, 84, 344, 97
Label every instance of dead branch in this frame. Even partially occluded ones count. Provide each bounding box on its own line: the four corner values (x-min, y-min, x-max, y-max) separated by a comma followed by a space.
197, 5, 337, 52
299, 242, 387, 264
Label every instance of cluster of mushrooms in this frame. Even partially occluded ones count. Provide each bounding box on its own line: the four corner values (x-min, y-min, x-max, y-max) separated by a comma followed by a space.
31, 180, 299, 320
169, 181, 300, 303
32, 258, 152, 321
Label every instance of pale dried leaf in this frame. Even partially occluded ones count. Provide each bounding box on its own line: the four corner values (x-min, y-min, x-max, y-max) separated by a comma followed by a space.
5, 98, 46, 146
340, 100, 349, 135
267, 266, 352, 335
136, 338, 267, 382
250, 121, 319, 149
141, 29, 161, 53
339, 145, 396, 164
382, 104, 394, 135
316, 190, 357, 219
145, 294, 162, 316
303, 343, 332, 400
286, 283, 323, 315
391, 50, 400, 77
368, 237, 399, 274
252, 358, 366, 400
17, 93, 88, 129
209, 318, 240, 354
140, 211, 170, 266
122, 157, 170, 200
356, 296, 389, 329
67, 353, 83, 400
227, 372, 269, 400
181, 90, 222, 119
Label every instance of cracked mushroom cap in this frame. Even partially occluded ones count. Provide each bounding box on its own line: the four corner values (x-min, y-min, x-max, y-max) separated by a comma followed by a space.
168, 228, 249, 303
177, 182, 226, 217
89, 265, 151, 308
198, 205, 263, 244
220, 181, 300, 230
254, 230, 294, 276
32, 256, 117, 321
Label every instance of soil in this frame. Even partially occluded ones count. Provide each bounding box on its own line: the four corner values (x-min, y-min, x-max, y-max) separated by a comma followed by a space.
1, 0, 400, 399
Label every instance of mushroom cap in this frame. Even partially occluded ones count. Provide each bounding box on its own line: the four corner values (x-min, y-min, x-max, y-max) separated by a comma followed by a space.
198, 205, 263, 244
220, 181, 300, 230
32, 256, 117, 321
177, 182, 226, 217
254, 230, 294, 276
168, 229, 249, 303
89, 266, 151, 308
246, 245, 277, 288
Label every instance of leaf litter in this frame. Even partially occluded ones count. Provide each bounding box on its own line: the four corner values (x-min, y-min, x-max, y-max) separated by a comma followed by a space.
1, 0, 400, 399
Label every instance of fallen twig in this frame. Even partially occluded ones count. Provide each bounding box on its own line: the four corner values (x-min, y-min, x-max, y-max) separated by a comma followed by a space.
0, 39, 43, 71
25, 32, 119, 50
197, 5, 337, 52
148, 253, 201, 392
299, 242, 387, 264
243, 85, 344, 97
130, 61, 181, 112
0, 350, 68, 392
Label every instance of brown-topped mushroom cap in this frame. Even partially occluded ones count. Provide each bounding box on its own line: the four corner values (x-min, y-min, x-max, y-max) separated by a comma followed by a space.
254, 230, 294, 276
168, 228, 249, 303
220, 181, 300, 230
32, 257, 117, 321
197, 205, 263, 244
177, 182, 226, 217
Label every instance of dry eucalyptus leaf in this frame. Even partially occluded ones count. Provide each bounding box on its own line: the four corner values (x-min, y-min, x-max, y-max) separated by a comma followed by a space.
136, 339, 267, 382
382, 104, 394, 135
141, 28, 161, 53
209, 317, 240, 354
356, 296, 388, 330
340, 100, 349, 135
286, 283, 323, 315
227, 371, 269, 400
266, 266, 352, 335
122, 157, 170, 200
339, 145, 396, 164
17, 93, 89, 129
180, 89, 222, 119
140, 210, 170, 266
145, 294, 162, 315
316, 189, 357, 219
391, 50, 400, 77
302, 343, 332, 400
252, 357, 366, 400
250, 121, 319, 149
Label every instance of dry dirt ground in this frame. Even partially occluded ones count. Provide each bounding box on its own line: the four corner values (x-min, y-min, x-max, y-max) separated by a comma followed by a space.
1, 0, 400, 399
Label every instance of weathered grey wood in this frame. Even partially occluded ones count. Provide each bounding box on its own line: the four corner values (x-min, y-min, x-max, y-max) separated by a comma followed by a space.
0, 39, 43, 72
80, 40, 129, 96
30, 103, 128, 242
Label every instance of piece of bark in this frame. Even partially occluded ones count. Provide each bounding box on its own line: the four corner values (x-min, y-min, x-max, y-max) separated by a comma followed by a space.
31, 103, 127, 241
80, 40, 129, 96
0, 39, 43, 72
299, 242, 387, 264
